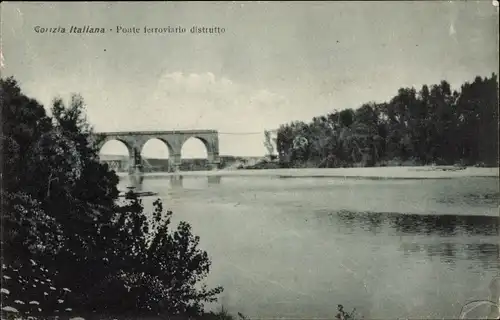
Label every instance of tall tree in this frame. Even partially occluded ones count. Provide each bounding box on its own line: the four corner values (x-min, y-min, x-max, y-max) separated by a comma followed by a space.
276, 74, 498, 168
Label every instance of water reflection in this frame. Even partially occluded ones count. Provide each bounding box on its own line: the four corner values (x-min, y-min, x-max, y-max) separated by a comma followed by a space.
399, 242, 499, 269
327, 210, 499, 269
168, 175, 222, 188
127, 174, 144, 192
208, 175, 222, 185
332, 210, 499, 236
124, 174, 222, 190
170, 175, 183, 188
438, 192, 500, 206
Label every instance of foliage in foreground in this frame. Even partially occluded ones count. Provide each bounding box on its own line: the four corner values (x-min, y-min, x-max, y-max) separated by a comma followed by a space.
1, 77, 222, 319
277, 74, 499, 168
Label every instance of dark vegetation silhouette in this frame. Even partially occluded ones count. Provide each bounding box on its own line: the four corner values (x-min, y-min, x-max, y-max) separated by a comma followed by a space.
276, 74, 499, 168
0, 77, 228, 319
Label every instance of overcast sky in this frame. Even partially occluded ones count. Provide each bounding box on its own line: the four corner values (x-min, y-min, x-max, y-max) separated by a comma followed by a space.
1, 1, 498, 157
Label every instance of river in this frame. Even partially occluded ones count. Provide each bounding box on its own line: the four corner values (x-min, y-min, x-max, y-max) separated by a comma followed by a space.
118, 170, 499, 319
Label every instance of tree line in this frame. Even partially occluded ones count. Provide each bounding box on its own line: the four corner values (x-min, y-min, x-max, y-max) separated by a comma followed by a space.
276, 74, 499, 168
1, 77, 225, 319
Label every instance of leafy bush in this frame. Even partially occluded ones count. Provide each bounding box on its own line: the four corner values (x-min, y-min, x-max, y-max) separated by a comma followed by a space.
82, 193, 223, 316
1, 77, 223, 318
2, 191, 63, 259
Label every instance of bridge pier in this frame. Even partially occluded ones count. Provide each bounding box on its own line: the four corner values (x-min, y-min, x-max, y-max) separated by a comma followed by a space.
169, 154, 182, 172
209, 162, 219, 171
207, 151, 220, 171
128, 147, 144, 174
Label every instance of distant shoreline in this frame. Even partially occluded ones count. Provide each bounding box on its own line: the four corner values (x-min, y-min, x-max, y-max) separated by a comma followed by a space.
116, 166, 499, 179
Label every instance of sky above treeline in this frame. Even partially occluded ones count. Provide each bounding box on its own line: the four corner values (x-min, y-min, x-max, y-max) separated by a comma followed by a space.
2, 1, 498, 157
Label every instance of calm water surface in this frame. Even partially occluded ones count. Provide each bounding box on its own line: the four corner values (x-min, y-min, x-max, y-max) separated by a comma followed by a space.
118, 174, 499, 319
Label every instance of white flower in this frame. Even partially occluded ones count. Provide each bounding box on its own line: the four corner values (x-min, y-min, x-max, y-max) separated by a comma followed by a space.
44, 292, 48, 296
1, 306, 19, 313
38, 308, 42, 312
30, 259, 37, 266
1, 288, 10, 294
13, 300, 24, 305
50, 286, 56, 290
29, 301, 40, 305
58, 299, 64, 303
63, 287, 71, 292
3, 275, 11, 279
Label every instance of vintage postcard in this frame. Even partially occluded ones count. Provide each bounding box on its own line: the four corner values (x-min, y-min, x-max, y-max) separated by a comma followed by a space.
1, 1, 499, 320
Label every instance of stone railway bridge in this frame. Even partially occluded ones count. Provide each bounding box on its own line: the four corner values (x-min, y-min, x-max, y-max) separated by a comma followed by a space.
92, 130, 220, 173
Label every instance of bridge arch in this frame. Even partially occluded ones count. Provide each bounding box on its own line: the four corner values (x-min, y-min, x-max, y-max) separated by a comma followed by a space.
140, 138, 174, 172
181, 136, 210, 159
96, 136, 134, 155
98, 138, 133, 172
180, 136, 210, 171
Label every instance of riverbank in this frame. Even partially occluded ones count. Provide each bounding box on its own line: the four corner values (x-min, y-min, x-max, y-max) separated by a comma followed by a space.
117, 166, 499, 180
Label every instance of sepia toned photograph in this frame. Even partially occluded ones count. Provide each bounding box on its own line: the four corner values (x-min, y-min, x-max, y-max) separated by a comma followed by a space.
1, 1, 499, 319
